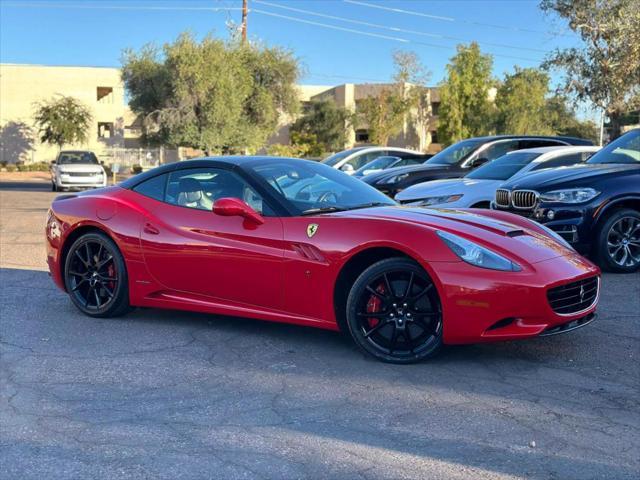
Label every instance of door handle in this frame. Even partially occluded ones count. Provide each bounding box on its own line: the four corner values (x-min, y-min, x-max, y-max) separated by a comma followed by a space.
144, 222, 160, 235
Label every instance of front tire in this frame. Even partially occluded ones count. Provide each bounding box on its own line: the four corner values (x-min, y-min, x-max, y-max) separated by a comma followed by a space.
52, 182, 57, 192
595, 209, 640, 273
346, 258, 443, 364
64, 232, 131, 317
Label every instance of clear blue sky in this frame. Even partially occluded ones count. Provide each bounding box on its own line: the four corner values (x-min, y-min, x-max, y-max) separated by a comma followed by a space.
1, 0, 590, 112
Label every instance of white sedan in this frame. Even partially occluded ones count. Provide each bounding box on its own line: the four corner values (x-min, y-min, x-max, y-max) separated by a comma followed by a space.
51, 150, 107, 191
395, 146, 600, 208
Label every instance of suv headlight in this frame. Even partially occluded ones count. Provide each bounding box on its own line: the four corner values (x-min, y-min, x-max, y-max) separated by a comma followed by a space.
407, 194, 463, 206
540, 188, 599, 203
384, 173, 409, 184
437, 230, 521, 271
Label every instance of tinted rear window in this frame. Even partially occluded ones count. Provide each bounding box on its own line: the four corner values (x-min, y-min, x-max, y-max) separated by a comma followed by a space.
132, 174, 167, 201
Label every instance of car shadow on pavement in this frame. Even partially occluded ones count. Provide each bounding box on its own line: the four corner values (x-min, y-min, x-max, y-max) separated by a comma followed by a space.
2, 266, 638, 479
0, 181, 52, 192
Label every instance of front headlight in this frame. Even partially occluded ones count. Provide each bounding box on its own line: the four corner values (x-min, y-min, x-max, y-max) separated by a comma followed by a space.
437, 230, 521, 271
536, 223, 575, 251
540, 188, 599, 203
384, 173, 409, 184
408, 194, 463, 206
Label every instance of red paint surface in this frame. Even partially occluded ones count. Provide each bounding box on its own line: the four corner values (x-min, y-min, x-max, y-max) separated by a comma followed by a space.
46, 187, 600, 343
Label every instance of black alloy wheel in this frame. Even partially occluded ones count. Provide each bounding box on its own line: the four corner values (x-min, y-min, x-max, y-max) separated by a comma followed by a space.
346, 258, 443, 363
596, 209, 640, 273
64, 232, 131, 317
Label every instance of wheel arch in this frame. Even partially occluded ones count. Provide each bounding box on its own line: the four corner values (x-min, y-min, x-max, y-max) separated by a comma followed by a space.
59, 224, 118, 288
593, 196, 640, 229
333, 245, 425, 333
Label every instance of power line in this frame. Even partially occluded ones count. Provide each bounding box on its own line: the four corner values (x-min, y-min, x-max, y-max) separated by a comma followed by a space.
252, 8, 542, 63
344, 0, 570, 36
254, 0, 549, 54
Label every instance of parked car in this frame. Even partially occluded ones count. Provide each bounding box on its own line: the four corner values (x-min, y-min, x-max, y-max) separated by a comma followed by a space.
396, 146, 599, 208
50, 150, 107, 192
494, 129, 640, 273
322, 146, 431, 175
353, 155, 427, 178
361, 135, 594, 197
47, 156, 599, 364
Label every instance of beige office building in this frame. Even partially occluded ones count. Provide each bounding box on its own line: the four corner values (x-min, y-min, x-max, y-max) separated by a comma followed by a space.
0, 63, 143, 164
1, 63, 440, 165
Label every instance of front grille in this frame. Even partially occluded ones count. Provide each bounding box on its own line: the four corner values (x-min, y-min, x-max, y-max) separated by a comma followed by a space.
64, 171, 101, 177
547, 276, 599, 315
512, 190, 538, 210
495, 189, 510, 208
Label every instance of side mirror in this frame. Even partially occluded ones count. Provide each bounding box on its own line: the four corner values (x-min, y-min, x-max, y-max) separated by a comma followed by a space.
213, 197, 264, 225
340, 164, 355, 173
470, 157, 489, 168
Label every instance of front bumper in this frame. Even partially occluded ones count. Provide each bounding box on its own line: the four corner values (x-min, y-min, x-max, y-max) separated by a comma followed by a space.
494, 202, 595, 253
55, 175, 106, 189
428, 253, 600, 344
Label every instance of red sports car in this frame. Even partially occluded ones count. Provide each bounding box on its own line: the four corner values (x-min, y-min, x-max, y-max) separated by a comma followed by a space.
46, 157, 600, 363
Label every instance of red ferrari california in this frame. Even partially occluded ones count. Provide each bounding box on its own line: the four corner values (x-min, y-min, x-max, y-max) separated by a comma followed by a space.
46, 157, 600, 363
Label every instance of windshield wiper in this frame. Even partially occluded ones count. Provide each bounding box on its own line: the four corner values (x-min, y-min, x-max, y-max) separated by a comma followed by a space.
348, 202, 394, 210
302, 202, 393, 216
301, 206, 349, 215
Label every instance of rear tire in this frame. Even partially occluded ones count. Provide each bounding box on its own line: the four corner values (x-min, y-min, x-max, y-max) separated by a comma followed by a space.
64, 232, 132, 317
345, 258, 443, 364
594, 208, 640, 273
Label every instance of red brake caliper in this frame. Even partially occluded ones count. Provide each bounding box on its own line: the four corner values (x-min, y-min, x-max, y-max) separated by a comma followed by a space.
107, 264, 116, 290
365, 283, 386, 329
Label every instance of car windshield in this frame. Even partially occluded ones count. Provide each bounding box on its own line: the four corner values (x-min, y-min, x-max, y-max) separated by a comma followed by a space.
322, 147, 368, 166
425, 139, 485, 165
587, 130, 640, 164
354, 156, 398, 174
58, 152, 99, 165
248, 159, 396, 215
466, 151, 542, 180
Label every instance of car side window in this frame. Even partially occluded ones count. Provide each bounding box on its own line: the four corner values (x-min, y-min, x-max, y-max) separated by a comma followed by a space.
132, 174, 167, 201
480, 141, 520, 161
530, 152, 586, 171
347, 152, 383, 170
165, 168, 272, 215
518, 139, 565, 149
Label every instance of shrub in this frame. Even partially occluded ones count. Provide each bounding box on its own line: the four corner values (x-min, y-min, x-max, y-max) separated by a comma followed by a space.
5, 164, 17, 172
131, 164, 143, 174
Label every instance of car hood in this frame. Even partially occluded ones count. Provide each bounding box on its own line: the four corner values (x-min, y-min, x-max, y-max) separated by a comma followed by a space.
396, 178, 502, 201
335, 205, 574, 264
501, 163, 639, 190
57, 164, 104, 172
361, 163, 451, 184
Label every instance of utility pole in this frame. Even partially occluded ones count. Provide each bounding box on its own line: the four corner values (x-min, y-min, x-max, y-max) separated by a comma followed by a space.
241, 0, 248, 43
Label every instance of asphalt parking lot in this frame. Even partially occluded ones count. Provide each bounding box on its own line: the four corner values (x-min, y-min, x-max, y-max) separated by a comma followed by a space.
1, 180, 638, 480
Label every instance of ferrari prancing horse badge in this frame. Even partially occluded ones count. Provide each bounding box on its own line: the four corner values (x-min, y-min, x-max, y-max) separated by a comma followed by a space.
306, 223, 319, 238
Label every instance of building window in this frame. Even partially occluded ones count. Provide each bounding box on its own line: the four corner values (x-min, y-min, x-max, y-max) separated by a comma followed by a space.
97, 86, 113, 103
431, 102, 440, 116
98, 122, 114, 139
355, 129, 369, 143
430, 130, 439, 144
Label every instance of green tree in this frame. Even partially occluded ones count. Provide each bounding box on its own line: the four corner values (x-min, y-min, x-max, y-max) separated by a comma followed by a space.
357, 87, 410, 146
495, 67, 553, 135
437, 43, 495, 145
356, 51, 431, 147
545, 95, 598, 142
33, 96, 92, 149
291, 100, 352, 152
122, 32, 300, 153
540, 0, 640, 139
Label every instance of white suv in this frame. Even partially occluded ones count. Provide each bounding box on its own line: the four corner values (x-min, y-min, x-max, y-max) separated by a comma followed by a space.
51, 151, 107, 191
